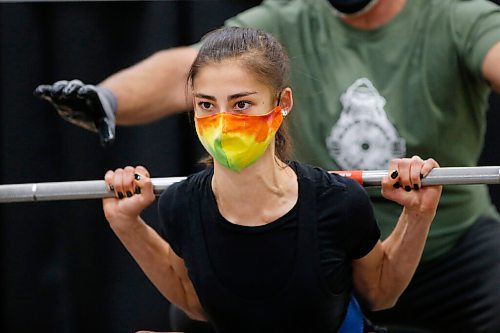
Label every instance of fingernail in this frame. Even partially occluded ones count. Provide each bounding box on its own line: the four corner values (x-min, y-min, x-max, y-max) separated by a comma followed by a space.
108, 184, 114, 191
405, 185, 412, 192
390, 170, 398, 179
420, 173, 424, 179
414, 184, 419, 191
118, 192, 124, 199
135, 187, 141, 195
134, 173, 142, 181
393, 182, 401, 189
126, 191, 133, 198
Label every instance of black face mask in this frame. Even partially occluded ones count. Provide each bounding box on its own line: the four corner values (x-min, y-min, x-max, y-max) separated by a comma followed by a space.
328, 0, 375, 15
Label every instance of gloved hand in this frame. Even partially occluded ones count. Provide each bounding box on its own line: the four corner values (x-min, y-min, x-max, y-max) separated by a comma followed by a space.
34, 79, 117, 147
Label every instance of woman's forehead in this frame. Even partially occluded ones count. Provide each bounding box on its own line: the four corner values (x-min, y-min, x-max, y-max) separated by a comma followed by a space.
195, 61, 255, 80
193, 63, 274, 95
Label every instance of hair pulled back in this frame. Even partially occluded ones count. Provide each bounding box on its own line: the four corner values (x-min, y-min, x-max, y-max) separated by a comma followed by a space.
188, 27, 292, 162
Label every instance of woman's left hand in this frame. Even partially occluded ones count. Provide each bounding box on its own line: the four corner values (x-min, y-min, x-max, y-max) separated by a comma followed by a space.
381, 156, 442, 219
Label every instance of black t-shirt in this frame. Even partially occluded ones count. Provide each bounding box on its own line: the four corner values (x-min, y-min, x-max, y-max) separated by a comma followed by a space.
158, 161, 380, 297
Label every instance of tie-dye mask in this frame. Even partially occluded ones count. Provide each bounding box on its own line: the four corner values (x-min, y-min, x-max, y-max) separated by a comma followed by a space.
195, 106, 287, 172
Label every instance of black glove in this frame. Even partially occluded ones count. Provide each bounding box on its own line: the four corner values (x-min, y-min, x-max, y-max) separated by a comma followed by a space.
34, 79, 117, 147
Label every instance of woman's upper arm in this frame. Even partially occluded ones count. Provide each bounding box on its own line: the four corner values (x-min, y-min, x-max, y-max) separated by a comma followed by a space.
351, 240, 384, 299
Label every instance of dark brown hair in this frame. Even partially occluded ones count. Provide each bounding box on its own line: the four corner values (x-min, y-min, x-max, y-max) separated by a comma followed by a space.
188, 26, 292, 163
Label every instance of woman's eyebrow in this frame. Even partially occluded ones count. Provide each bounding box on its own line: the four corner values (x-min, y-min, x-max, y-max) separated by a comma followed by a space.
228, 91, 258, 101
194, 93, 216, 101
194, 91, 258, 101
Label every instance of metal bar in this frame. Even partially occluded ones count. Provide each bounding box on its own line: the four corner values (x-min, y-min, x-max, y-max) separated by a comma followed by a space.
332, 166, 500, 187
0, 167, 499, 203
0, 177, 186, 203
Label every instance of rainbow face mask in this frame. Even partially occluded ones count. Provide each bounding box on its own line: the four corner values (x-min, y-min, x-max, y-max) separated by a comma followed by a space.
194, 106, 287, 172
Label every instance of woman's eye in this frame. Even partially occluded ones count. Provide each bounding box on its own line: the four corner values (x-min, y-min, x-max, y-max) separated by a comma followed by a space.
234, 101, 251, 110
198, 102, 213, 110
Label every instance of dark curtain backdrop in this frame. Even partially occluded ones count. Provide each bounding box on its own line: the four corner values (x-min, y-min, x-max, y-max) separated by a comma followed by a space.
0, 1, 261, 332
1, 1, 499, 332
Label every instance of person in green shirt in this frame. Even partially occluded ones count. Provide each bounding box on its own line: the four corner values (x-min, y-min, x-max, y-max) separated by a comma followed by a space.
36, 0, 500, 331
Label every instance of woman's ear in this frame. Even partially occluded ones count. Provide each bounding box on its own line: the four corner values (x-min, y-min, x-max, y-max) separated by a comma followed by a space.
279, 87, 294, 115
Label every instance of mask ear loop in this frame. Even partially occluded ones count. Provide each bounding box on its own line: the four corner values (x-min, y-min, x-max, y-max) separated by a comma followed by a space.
276, 90, 288, 117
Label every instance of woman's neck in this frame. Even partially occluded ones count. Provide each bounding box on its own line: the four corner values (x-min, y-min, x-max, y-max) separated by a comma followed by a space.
341, 0, 406, 30
211, 153, 297, 226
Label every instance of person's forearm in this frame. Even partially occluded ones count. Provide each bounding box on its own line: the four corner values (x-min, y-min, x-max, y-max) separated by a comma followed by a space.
110, 217, 206, 320
483, 41, 500, 93
100, 46, 199, 125
353, 158, 441, 310
376, 208, 434, 308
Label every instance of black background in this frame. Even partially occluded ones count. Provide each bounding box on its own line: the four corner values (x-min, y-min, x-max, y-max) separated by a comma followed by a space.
1, 1, 499, 332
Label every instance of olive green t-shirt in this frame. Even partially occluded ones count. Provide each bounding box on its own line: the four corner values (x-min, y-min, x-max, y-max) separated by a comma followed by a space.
225, 0, 500, 261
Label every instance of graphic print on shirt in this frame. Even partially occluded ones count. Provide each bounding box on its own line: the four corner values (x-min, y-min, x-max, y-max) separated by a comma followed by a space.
326, 78, 406, 170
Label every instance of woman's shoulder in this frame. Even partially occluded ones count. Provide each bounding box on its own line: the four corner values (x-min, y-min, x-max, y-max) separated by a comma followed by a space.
156, 167, 214, 252
291, 161, 372, 214
158, 167, 213, 210
291, 161, 360, 193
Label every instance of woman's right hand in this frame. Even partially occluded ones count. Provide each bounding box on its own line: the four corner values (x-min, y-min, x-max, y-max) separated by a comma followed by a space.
102, 166, 156, 230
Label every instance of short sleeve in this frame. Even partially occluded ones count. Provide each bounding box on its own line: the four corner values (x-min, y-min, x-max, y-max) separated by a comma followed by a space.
191, 1, 288, 52
224, 0, 288, 34
344, 180, 380, 259
450, 0, 500, 80
157, 181, 188, 257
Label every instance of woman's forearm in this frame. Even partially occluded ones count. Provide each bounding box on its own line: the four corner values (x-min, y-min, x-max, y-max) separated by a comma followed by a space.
360, 209, 434, 310
377, 208, 434, 305
110, 217, 206, 321
353, 157, 442, 310
353, 208, 436, 311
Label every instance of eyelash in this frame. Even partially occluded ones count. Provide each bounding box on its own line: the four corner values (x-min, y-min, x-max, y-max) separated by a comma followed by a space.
198, 101, 213, 110
196, 100, 253, 112
234, 101, 252, 110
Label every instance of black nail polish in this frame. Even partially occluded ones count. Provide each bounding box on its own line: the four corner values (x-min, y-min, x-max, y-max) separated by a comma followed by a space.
135, 187, 141, 195
126, 191, 133, 198
414, 184, 420, 191
118, 192, 124, 199
134, 173, 141, 181
405, 185, 412, 192
391, 170, 398, 179
420, 173, 424, 179
109, 184, 114, 191
393, 182, 401, 189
